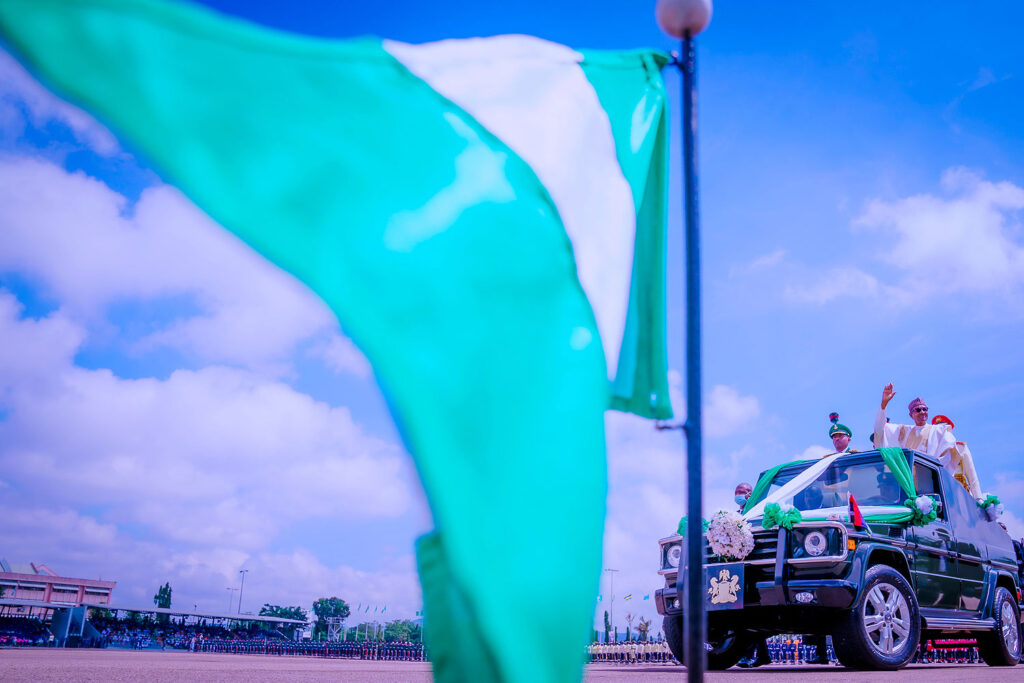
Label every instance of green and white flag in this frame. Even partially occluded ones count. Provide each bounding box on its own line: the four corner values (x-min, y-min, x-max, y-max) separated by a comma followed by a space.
0, 1, 671, 681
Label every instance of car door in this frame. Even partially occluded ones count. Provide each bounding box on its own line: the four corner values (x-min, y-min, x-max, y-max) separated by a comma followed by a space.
943, 472, 986, 614
909, 462, 961, 611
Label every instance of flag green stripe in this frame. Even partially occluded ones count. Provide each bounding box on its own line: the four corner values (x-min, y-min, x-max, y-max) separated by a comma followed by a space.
0, 1, 612, 681
580, 51, 672, 419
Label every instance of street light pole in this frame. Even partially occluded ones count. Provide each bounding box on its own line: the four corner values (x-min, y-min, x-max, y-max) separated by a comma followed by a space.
238, 569, 249, 615
226, 587, 237, 613
655, 1, 712, 680
604, 568, 619, 642
680, 31, 706, 681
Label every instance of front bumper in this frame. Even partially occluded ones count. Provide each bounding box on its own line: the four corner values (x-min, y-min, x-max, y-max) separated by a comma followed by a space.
656, 579, 856, 615
656, 523, 856, 617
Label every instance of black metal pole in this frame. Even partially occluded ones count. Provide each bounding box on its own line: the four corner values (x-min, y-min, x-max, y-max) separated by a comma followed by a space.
680, 32, 705, 682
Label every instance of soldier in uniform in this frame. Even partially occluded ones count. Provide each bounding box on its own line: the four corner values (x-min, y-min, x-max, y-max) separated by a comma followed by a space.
827, 412, 857, 455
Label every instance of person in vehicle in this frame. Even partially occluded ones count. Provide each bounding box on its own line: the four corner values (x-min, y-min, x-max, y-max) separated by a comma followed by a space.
873, 384, 959, 472
860, 471, 904, 506
931, 414, 983, 499
734, 482, 753, 512
827, 412, 857, 455
794, 485, 824, 510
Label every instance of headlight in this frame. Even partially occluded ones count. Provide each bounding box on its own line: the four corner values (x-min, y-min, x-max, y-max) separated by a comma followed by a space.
804, 531, 827, 557
666, 544, 681, 568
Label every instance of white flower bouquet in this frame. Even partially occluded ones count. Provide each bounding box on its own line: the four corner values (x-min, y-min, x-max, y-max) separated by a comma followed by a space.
705, 509, 755, 561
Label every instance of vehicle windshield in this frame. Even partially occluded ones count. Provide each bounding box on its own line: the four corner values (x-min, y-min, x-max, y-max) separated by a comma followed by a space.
753, 454, 907, 513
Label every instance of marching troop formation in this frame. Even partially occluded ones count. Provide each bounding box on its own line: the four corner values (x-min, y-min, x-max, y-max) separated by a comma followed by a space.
587, 640, 674, 663
189, 638, 427, 661
587, 635, 991, 667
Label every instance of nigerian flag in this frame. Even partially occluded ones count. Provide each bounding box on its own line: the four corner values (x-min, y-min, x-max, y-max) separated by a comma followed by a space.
0, 1, 671, 681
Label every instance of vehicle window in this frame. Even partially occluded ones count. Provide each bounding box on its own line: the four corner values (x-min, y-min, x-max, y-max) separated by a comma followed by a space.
750, 464, 813, 507
912, 462, 946, 520
777, 456, 907, 513
945, 474, 980, 534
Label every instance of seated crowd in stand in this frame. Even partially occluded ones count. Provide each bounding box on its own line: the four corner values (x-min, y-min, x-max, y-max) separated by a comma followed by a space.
0, 616, 51, 646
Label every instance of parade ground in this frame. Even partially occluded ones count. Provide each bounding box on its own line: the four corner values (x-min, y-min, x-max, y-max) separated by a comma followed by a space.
2, 649, 1023, 682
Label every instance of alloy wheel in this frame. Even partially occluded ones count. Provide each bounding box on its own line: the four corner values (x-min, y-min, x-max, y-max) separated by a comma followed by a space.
861, 582, 911, 655
1000, 600, 1021, 658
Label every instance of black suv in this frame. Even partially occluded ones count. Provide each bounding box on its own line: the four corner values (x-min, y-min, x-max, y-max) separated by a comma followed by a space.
655, 448, 1024, 670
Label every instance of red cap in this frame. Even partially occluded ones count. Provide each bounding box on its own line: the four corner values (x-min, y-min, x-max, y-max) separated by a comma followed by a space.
931, 414, 954, 428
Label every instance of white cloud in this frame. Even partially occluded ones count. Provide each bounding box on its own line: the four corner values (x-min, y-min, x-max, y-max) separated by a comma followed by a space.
0, 502, 423, 617
729, 248, 785, 277
705, 385, 760, 438
310, 333, 372, 379
0, 48, 119, 155
855, 167, 1024, 297
778, 168, 1024, 307
991, 473, 1024, 499
1001, 509, 1024, 540
0, 293, 418, 554
649, 372, 760, 440
784, 266, 884, 305
0, 156, 349, 371
795, 444, 831, 461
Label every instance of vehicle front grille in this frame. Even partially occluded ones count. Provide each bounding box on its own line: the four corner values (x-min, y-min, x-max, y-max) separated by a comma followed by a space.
703, 530, 779, 565
748, 530, 780, 563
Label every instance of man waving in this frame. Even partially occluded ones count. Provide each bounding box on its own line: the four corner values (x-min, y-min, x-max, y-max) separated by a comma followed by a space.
873, 384, 958, 476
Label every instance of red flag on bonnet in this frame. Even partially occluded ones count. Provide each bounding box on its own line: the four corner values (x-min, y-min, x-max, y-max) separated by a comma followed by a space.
849, 493, 866, 528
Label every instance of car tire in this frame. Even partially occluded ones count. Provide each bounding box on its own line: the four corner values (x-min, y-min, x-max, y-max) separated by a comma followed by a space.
663, 615, 685, 664
661, 615, 751, 670
978, 586, 1021, 666
831, 564, 920, 670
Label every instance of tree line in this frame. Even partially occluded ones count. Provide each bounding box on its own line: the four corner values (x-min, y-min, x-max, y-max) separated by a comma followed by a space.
144, 584, 419, 641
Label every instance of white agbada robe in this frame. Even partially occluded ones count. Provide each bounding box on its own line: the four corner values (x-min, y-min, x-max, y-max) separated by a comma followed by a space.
872, 407, 981, 498
948, 440, 983, 499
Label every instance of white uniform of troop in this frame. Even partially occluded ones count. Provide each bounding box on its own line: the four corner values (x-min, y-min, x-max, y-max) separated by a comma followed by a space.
587, 639, 673, 663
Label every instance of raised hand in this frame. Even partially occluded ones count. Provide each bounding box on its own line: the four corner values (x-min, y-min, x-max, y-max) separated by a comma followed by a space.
881, 382, 896, 409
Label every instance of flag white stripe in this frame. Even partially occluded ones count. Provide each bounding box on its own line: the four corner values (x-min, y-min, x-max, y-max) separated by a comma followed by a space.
743, 454, 843, 520
385, 36, 636, 380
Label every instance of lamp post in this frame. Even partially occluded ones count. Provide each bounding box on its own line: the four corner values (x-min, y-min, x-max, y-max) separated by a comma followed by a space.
226, 587, 238, 613
656, 1, 712, 680
238, 569, 249, 614
604, 568, 619, 642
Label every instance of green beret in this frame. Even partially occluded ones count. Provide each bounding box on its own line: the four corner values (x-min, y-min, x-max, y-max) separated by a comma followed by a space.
829, 412, 852, 438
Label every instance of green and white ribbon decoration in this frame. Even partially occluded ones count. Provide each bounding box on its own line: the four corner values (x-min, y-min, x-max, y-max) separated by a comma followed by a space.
761, 502, 802, 531
677, 515, 709, 536
979, 494, 1004, 521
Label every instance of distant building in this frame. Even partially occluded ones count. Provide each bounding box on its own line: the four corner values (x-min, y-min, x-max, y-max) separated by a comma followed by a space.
0, 559, 115, 616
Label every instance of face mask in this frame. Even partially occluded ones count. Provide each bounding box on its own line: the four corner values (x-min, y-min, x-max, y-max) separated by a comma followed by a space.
735, 494, 748, 506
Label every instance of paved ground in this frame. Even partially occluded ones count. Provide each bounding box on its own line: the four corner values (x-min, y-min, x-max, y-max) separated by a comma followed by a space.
0, 649, 433, 682
2, 648, 1023, 682
586, 662, 1022, 681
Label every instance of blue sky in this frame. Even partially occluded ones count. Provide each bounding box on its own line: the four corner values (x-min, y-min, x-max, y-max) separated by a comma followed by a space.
2, 0, 1023, 636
